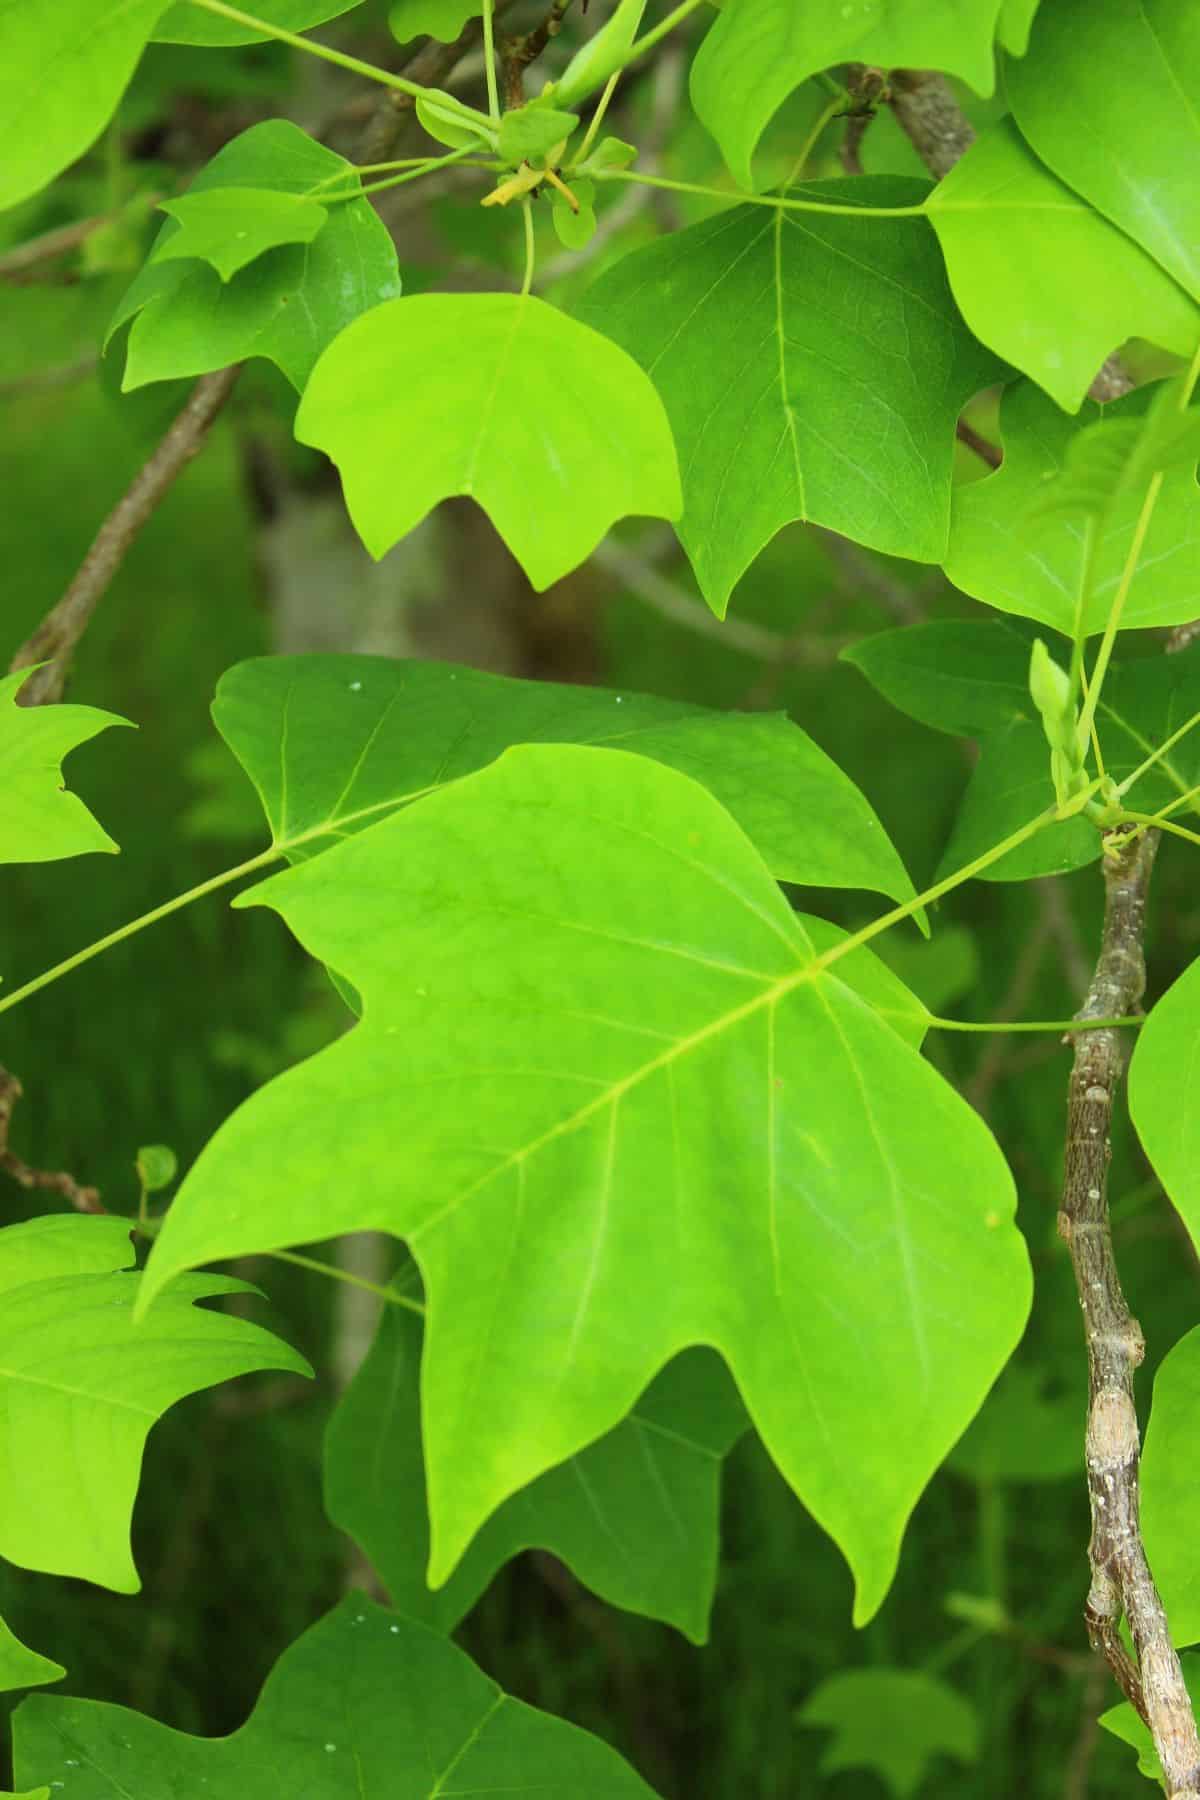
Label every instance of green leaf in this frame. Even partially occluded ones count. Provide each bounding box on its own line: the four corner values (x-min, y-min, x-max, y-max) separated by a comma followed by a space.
926, 118, 1200, 413
1130, 954, 1200, 1257
691, 0, 1002, 191
389, 0, 480, 41
938, 643, 1200, 881
944, 380, 1200, 634
996, 0, 1041, 54
0, 1617, 64, 1696
0, 670, 130, 865
141, 746, 1029, 1624
326, 1309, 747, 1642
154, 0, 367, 45
211, 652, 921, 907
1036, 381, 1200, 521
552, 179, 597, 249
555, 0, 647, 112
294, 294, 682, 590
0, 0, 165, 212
579, 183, 1005, 614
1007, 0, 1200, 301
1140, 1327, 1200, 1648
0, 1215, 310, 1591
842, 619, 1036, 738
578, 136, 638, 174
136, 1144, 179, 1193
497, 102, 579, 166
13, 1595, 658, 1797
155, 188, 329, 282
108, 121, 401, 393
1099, 1652, 1200, 1784
798, 1670, 979, 1798
414, 87, 497, 151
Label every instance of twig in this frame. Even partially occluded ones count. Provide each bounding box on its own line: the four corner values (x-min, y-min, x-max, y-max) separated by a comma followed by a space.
0, 1067, 101, 1212
838, 64, 886, 175
0, 355, 99, 399
0, 214, 111, 281
501, 0, 570, 109
886, 69, 974, 179
1057, 828, 1200, 1797
956, 418, 1001, 469
9, 365, 241, 706
590, 539, 848, 664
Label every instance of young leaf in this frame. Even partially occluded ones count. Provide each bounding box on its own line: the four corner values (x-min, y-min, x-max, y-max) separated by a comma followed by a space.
1140, 1327, 1200, 1649
0, 670, 130, 866
0, 1215, 310, 1591
389, 0, 480, 40
326, 1308, 748, 1642
926, 118, 1200, 413
690, 0, 1002, 191
211, 652, 921, 907
153, 0, 367, 45
798, 1669, 979, 1798
14, 1596, 658, 1797
552, 179, 597, 249
0, 1617, 63, 1697
415, 87, 497, 151
555, 0, 647, 112
0, 0, 165, 211
579, 183, 1005, 614
294, 293, 682, 590
1130, 954, 1200, 1256
842, 619, 1036, 739
141, 746, 1030, 1625
497, 102, 580, 166
1007, 0, 1200, 300
154, 188, 330, 282
108, 122, 401, 393
944, 380, 1200, 634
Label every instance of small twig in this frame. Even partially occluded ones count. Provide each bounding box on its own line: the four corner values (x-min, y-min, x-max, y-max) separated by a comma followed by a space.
501, 0, 570, 109
838, 64, 886, 175
0, 1067, 101, 1213
956, 418, 1002, 469
0, 214, 111, 281
0, 355, 99, 399
9, 365, 241, 706
1057, 828, 1200, 1797
886, 69, 974, 179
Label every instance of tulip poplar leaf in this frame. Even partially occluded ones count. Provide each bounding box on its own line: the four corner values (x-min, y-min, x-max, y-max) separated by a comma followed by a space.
13, 1596, 657, 1798
0, 1617, 63, 1697
579, 183, 1005, 613
294, 294, 682, 590
155, 188, 330, 282
142, 746, 1030, 1624
1130, 954, 1200, 1259
154, 0, 367, 45
211, 652, 920, 907
798, 1669, 979, 1798
1140, 1326, 1200, 1649
109, 122, 401, 392
0, 671, 130, 865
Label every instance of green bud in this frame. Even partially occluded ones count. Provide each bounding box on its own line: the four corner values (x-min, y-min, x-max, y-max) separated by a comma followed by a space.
136, 1144, 178, 1195
1028, 638, 1072, 726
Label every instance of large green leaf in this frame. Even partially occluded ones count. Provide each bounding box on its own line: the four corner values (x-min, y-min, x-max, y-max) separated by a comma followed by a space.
0, 0, 164, 212
212, 653, 919, 906
293, 293, 682, 591
798, 1669, 979, 1798
937, 643, 1200, 881
0, 1618, 63, 1697
109, 121, 401, 392
690, 0, 1001, 191
13, 1595, 658, 1797
579, 183, 1005, 614
389, 0, 480, 40
944, 380, 1200, 633
1007, 0, 1200, 301
326, 1308, 748, 1642
1130, 954, 1200, 1251
155, 187, 330, 282
842, 619, 1036, 739
153, 0, 366, 44
0, 1214, 309, 1591
142, 746, 1030, 1623
927, 119, 1200, 413
0, 671, 130, 865
1140, 1327, 1200, 1649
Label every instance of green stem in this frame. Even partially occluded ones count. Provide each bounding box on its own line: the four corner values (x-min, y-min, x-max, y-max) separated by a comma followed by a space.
1148, 776, 1200, 823
182, 0, 492, 122
923, 1013, 1143, 1034
1115, 705, 1200, 800
481, 0, 500, 124
0, 846, 280, 1017
264, 1247, 425, 1315
1076, 471, 1165, 750
622, 0, 709, 67
1120, 810, 1200, 850
593, 166, 928, 218
520, 196, 535, 296
574, 71, 620, 167
354, 147, 479, 201
813, 780, 1103, 975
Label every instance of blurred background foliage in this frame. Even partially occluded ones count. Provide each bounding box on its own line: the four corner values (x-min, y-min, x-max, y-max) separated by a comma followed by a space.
2, 2, 1198, 1794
